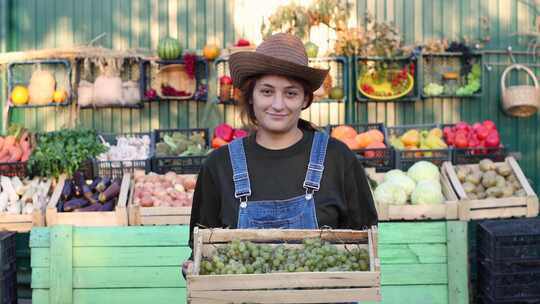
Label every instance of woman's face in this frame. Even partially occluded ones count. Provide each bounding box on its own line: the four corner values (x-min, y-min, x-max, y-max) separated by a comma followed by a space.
251, 75, 308, 134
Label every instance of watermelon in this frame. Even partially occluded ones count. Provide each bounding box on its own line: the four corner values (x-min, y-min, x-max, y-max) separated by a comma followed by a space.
157, 37, 182, 60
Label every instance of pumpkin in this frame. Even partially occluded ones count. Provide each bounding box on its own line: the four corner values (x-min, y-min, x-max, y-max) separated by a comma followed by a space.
10, 86, 29, 106
157, 37, 182, 60
341, 137, 361, 150
355, 132, 374, 149
367, 129, 385, 143
28, 69, 55, 105
203, 44, 221, 61
331, 125, 357, 141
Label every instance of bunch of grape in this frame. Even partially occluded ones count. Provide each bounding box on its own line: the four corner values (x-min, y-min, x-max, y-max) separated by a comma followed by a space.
200, 238, 369, 275
183, 53, 197, 79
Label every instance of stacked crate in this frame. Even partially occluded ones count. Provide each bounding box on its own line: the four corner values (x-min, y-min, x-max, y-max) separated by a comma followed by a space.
477, 218, 540, 303
0, 232, 17, 304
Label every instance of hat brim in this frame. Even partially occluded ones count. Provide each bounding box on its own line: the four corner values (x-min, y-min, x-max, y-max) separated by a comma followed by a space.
229, 52, 329, 92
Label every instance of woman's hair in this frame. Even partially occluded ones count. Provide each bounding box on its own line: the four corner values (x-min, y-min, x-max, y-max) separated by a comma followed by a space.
237, 74, 318, 131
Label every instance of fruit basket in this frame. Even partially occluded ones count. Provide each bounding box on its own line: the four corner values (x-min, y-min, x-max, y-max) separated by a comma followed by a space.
140, 57, 209, 101
355, 56, 419, 102
187, 227, 380, 304
328, 123, 394, 171
309, 56, 348, 103
421, 51, 483, 99
7, 59, 72, 107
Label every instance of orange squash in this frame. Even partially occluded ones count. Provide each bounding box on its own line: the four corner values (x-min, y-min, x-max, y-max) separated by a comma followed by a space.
340, 137, 361, 150
331, 125, 357, 140
367, 129, 385, 143
354, 132, 374, 149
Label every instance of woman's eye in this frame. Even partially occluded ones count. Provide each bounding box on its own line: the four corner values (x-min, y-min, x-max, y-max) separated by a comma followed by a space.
286, 91, 298, 97
261, 89, 272, 95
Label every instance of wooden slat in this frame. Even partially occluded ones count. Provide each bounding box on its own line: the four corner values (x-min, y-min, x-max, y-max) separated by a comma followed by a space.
188, 271, 379, 291
379, 244, 447, 264
446, 221, 469, 304
189, 287, 381, 303
378, 222, 447, 244
140, 215, 191, 225
32, 288, 187, 304
199, 228, 369, 243
30, 225, 190, 248
50, 225, 73, 304
32, 246, 191, 268
139, 206, 192, 216
32, 266, 186, 289
363, 285, 448, 304
465, 207, 529, 220
380, 263, 448, 285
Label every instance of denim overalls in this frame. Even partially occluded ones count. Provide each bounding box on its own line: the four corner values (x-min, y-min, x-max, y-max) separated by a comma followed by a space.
228, 131, 329, 229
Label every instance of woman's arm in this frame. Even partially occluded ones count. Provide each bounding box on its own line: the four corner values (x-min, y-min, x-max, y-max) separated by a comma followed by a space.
342, 158, 378, 229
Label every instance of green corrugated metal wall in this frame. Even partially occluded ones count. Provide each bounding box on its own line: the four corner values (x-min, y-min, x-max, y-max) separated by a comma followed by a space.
1, 0, 540, 193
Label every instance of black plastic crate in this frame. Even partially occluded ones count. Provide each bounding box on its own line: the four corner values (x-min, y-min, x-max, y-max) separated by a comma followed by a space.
478, 264, 540, 301
151, 128, 209, 174
387, 124, 452, 171
0, 161, 28, 178
7, 59, 72, 108
93, 132, 152, 178
478, 292, 540, 304
478, 218, 540, 261
0, 233, 16, 273
0, 267, 17, 304
326, 123, 394, 172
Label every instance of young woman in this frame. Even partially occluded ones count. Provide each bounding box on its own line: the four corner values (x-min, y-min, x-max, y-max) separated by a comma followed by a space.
186, 32, 377, 269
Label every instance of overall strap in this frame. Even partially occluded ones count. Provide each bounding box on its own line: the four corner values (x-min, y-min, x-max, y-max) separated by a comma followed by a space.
303, 131, 329, 192
228, 138, 252, 199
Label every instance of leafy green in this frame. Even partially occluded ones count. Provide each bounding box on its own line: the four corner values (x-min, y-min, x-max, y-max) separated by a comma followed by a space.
27, 129, 106, 178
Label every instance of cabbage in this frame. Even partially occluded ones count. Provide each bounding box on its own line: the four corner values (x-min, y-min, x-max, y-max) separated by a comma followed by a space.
383, 169, 406, 182
411, 180, 444, 205
386, 174, 416, 196
407, 161, 440, 182
374, 182, 407, 205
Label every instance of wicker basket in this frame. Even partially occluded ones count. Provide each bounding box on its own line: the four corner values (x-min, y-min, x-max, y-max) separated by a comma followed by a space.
155, 64, 196, 100
501, 64, 540, 117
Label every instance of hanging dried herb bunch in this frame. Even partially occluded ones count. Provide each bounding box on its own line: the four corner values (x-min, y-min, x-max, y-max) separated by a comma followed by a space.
363, 14, 403, 57
334, 27, 368, 56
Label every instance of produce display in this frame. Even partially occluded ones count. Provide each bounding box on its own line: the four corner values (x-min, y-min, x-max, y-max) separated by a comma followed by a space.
211, 124, 248, 149
97, 134, 151, 163
57, 171, 122, 212
443, 120, 501, 151
10, 68, 68, 106
132, 171, 196, 207
0, 176, 51, 215
200, 238, 370, 275
454, 159, 526, 199
28, 129, 106, 178
389, 127, 448, 155
155, 131, 210, 157
373, 161, 445, 205
157, 37, 182, 60
0, 125, 34, 163
330, 125, 386, 157
358, 63, 415, 100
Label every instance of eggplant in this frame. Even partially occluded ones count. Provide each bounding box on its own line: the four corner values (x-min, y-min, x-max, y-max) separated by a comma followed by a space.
63, 198, 89, 212
75, 203, 102, 212
73, 171, 85, 197
96, 177, 111, 193
57, 200, 64, 212
88, 177, 102, 192
98, 179, 121, 203
99, 200, 115, 211
82, 184, 98, 204
61, 181, 72, 201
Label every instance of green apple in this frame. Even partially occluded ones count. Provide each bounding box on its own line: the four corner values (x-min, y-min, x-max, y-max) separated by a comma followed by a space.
304, 42, 319, 58
329, 87, 344, 99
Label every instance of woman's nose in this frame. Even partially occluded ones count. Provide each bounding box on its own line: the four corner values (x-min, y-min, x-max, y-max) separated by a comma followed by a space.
271, 93, 285, 111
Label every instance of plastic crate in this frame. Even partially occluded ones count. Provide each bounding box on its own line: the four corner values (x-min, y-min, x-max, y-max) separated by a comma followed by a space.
93, 132, 152, 178
478, 218, 540, 261
0, 233, 16, 273
7, 59, 72, 108
387, 124, 452, 171
421, 52, 483, 99
0, 161, 28, 178
141, 57, 209, 102
151, 128, 210, 174
478, 292, 540, 304
354, 55, 420, 102
326, 123, 394, 171
0, 268, 17, 304
478, 264, 540, 301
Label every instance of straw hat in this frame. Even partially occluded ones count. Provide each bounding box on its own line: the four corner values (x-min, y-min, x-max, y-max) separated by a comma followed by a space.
229, 33, 329, 92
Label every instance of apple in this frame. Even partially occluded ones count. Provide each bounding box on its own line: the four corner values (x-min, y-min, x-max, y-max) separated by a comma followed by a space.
329, 87, 344, 99
236, 38, 250, 47
219, 76, 233, 85
304, 42, 319, 58
475, 125, 489, 140
483, 120, 496, 131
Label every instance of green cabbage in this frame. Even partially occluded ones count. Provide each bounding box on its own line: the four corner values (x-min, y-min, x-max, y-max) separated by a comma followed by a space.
407, 161, 440, 182
383, 169, 406, 182
386, 174, 416, 196
374, 182, 408, 205
411, 180, 444, 205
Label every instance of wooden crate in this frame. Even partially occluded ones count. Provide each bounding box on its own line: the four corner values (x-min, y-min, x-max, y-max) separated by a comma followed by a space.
45, 175, 130, 227
0, 178, 55, 232
187, 228, 380, 304
442, 157, 539, 221
127, 174, 194, 226
30, 225, 191, 304
366, 168, 458, 221
364, 221, 469, 304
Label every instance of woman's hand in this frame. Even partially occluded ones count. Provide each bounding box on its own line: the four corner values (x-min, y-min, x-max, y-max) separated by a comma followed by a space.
181, 260, 193, 279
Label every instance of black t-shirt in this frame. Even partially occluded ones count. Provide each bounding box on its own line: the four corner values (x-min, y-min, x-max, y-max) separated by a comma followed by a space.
189, 127, 378, 248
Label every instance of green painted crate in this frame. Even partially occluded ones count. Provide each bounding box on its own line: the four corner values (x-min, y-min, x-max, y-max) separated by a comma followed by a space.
365, 221, 469, 304
30, 225, 191, 304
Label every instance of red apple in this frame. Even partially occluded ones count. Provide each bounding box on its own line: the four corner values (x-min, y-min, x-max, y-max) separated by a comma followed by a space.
219, 76, 233, 85
483, 120, 496, 131
455, 121, 470, 133
454, 132, 469, 148
475, 125, 489, 140
472, 122, 483, 132
236, 38, 250, 47
485, 132, 500, 148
